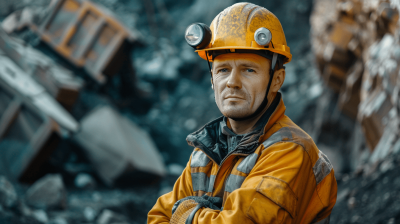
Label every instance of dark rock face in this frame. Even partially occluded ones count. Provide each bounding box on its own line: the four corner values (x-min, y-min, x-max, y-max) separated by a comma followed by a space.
331, 152, 400, 223
25, 174, 67, 210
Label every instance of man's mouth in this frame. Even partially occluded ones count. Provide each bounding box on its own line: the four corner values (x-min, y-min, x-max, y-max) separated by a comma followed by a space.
225, 95, 245, 100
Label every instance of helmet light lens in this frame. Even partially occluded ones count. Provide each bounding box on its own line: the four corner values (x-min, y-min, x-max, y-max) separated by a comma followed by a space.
185, 23, 212, 49
185, 24, 203, 46
254, 27, 272, 46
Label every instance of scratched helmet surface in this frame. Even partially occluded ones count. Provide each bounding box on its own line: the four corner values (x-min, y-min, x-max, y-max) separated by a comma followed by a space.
196, 2, 292, 63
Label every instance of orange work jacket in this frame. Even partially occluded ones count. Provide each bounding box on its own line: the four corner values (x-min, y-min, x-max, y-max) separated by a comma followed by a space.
148, 94, 337, 224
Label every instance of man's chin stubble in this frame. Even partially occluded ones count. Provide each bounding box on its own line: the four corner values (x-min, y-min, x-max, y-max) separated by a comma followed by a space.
222, 107, 252, 120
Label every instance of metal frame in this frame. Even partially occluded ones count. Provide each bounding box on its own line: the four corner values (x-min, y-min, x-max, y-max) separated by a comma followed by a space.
30, 0, 136, 83
0, 79, 60, 183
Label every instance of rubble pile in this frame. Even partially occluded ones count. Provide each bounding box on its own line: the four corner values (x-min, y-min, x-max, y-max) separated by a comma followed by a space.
329, 151, 400, 223
312, 0, 400, 167
0, 174, 157, 224
311, 0, 400, 222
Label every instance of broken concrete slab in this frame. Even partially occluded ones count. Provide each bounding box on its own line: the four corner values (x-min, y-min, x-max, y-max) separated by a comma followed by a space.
25, 174, 67, 210
0, 176, 17, 208
74, 106, 166, 186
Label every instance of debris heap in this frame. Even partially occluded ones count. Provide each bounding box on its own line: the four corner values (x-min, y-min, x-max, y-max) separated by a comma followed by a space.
311, 0, 400, 172
311, 0, 400, 222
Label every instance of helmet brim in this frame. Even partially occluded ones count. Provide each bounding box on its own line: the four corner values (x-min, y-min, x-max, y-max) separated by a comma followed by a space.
196, 46, 292, 63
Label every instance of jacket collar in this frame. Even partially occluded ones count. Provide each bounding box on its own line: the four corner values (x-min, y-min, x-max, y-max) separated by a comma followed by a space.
186, 92, 286, 164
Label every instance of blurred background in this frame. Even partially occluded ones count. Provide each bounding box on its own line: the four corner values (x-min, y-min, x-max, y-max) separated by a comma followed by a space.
0, 0, 399, 223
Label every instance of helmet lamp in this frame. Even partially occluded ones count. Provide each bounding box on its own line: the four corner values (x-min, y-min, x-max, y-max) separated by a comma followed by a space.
254, 27, 272, 46
185, 23, 212, 49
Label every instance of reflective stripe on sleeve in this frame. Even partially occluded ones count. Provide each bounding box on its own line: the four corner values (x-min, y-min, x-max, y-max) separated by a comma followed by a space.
313, 151, 333, 185
191, 150, 211, 167
191, 172, 210, 192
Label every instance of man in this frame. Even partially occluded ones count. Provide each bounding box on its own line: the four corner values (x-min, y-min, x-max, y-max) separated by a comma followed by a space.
148, 2, 337, 224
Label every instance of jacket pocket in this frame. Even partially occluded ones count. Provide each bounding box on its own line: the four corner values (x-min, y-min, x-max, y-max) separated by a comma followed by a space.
252, 176, 298, 219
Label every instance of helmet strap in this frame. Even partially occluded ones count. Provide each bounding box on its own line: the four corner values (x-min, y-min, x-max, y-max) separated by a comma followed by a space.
205, 53, 213, 88
230, 53, 278, 122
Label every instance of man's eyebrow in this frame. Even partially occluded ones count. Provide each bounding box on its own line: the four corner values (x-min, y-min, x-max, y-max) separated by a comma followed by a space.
240, 62, 260, 68
213, 62, 230, 68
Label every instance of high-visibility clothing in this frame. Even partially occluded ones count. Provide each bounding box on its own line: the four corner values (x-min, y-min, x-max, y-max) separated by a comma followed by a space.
148, 94, 337, 223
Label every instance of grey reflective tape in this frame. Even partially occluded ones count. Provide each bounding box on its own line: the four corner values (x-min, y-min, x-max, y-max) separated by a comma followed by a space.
313, 151, 333, 185
262, 127, 295, 149
279, 127, 293, 141
191, 150, 211, 167
237, 153, 258, 174
208, 175, 216, 193
191, 172, 209, 192
262, 130, 283, 148
225, 174, 246, 193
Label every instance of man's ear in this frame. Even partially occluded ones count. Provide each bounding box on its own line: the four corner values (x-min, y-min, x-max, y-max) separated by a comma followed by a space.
211, 78, 214, 89
271, 68, 285, 92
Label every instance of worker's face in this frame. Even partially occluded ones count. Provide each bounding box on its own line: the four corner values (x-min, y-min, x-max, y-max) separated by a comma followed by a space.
212, 53, 278, 120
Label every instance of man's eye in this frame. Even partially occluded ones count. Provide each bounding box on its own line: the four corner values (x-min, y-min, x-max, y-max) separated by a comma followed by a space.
218, 68, 229, 73
246, 68, 255, 73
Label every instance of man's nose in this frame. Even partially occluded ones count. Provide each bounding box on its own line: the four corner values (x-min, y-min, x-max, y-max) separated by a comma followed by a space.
226, 69, 242, 89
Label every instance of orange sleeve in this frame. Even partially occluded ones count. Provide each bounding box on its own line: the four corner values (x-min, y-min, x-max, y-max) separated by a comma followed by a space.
148, 157, 194, 224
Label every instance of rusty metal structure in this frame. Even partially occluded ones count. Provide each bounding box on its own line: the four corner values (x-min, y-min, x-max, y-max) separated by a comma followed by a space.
0, 28, 81, 183
0, 79, 61, 183
311, 0, 400, 161
0, 31, 79, 132
29, 0, 140, 83
0, 29, 84, 109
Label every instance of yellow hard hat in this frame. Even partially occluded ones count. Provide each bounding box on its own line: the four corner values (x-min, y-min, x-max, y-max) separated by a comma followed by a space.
184, 2, 292, 64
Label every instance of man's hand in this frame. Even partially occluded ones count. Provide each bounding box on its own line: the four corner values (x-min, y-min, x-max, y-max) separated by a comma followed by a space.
170, 195, 222, 224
